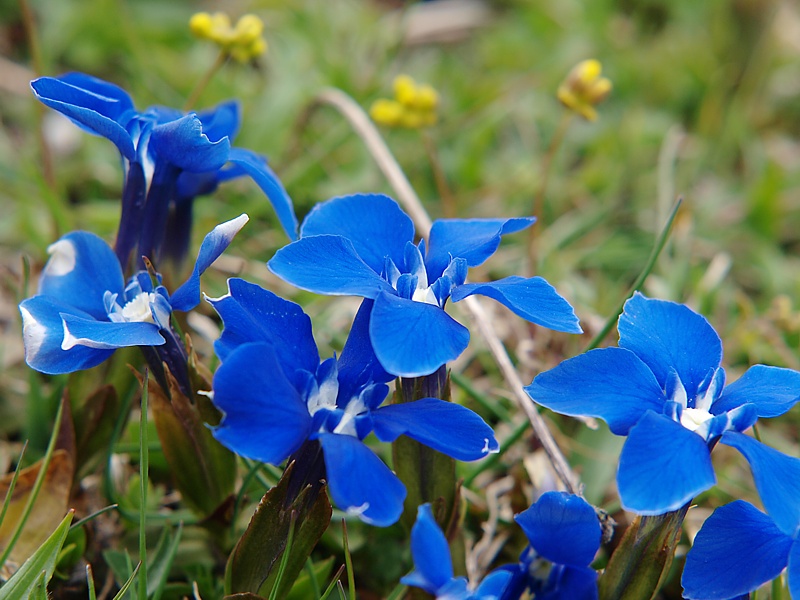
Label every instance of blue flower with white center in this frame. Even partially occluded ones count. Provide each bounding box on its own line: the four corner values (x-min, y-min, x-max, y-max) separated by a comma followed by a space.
268, 193, 582, 377
500, 492, 601, 600
19, 215, 248, 385
525, 292, 800, 515
402, 503, 512, 599
31, 72, 297, 267
682, 433, 800, 599
206, 279, 500, 527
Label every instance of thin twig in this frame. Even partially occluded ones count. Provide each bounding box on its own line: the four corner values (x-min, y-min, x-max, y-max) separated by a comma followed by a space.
307, 87, 579, 494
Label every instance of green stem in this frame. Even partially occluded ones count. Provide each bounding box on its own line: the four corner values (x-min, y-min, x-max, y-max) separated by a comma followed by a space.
183, 51, 227, 111
529, 110, 573, 269
584, 197, 683, 351
138, 375, 149, 600
420, 129, 457, 218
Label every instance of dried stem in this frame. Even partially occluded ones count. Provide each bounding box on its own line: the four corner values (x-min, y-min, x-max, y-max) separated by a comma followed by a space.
305, 87, 579, 494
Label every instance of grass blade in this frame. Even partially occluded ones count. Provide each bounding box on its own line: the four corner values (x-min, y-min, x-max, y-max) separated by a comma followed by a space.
0, 400, 64, 572
584, 197, 683, 352
0, 509, 74, 600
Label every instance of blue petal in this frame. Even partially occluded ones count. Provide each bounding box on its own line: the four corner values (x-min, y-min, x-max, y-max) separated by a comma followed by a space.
525, 348, 666, 435
713, 365, 800, 418
195, 100, 241, 142
170, 214, 249, 312
19, 298, 114, 374
227, 148, 299, 241
617, 411, 715, 514
61, 314, 165, 350
207, 278, 319, 386
472, 570, 513, 599
211, 342, 312, 465
269, 235, 395, 298
618, 293, 722, 396
789, 539, 800, 600
400, 503, 454, 594
682, 500, 791, 600
38, 231, 125, 320
425, 217, 535, 281
451, 276, 582, 334
539, 565, 598, 600
299, 194, 414, 273
336, 299, 393, 401
149, 114, 231, 172
371, 398, 498, 461
369, 292, 470, 377
31, 74, 136, 160
514, 492, 601, 567
317, 433, 406, 527
721, 431, 800, 537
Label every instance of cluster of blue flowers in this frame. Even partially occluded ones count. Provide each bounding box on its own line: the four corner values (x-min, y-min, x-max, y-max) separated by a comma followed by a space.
19, 71, 800, 599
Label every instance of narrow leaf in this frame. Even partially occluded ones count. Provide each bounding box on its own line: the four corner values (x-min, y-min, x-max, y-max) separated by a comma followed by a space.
0, 509, 74, 600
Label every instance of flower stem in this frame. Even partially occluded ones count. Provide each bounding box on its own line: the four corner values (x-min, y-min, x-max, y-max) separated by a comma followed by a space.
183, 51, 227, 111
529, 110, 573, 270
420, 129, 457, 218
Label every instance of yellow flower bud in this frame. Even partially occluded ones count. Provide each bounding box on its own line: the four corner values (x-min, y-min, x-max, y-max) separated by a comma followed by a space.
190, 10, 267, 62
189, 12, 214, 39
399, 110, 425, 129
557, 59, 612, 121
233, 14, 264, 45
370, 99, 405, 127
393, 75, 418, 108
414, 85, 439, 111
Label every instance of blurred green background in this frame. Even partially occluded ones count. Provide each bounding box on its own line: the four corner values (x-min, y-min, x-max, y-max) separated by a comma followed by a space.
0, 0, 799, 597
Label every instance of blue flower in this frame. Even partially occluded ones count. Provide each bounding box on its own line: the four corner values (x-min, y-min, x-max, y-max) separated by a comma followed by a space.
525, 292, 800, 514
268, 193, 582, 377
501, 492, 601, 600
402, 503, 512, 599
19, 215, 248, 384
31, 72, 297, 267
682, 433, 800, 599
206, 279, 500, 527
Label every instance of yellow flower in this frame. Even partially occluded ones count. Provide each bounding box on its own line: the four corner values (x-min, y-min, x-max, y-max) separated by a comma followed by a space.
372, 74, 439, 129
557, 59, 612, 121
189, 11, 268, 62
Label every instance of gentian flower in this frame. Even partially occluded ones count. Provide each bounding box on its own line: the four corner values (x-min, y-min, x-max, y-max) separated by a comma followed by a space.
526, 292, 800, 514
402, 503, 512, 599
268, 193, 582, 377
500, 492, 601, 600
207, 280, 499, 526
682, 433, 800, 600
19, 215, 248, 391
31, 72, 297, 267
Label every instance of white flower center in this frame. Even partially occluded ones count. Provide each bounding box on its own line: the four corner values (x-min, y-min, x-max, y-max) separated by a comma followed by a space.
412, 285, 439, 306
120, 293, 158, 323
680, 407, 714, 432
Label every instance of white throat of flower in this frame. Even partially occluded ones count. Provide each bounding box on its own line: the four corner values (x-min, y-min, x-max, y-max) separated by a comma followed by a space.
671, 368, 723, 434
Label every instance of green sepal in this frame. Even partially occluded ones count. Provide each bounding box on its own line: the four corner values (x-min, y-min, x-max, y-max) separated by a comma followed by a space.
597, 505, 688, 600
225, 462, 332, 598
141, 368, 236, 519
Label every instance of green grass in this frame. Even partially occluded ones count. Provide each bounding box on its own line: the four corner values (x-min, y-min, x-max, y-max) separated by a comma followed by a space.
1, 0, 798, 597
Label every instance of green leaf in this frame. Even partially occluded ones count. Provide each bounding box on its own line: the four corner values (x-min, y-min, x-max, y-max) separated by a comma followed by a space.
598, 506, 688, 600
285, 557, 334, 600
29, 570, 49, 600
0, 509, 74, 600
146, 369, 236, 518
112, 563, 142, 600
146, 522, 184, 600
225, 462, 332, 597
